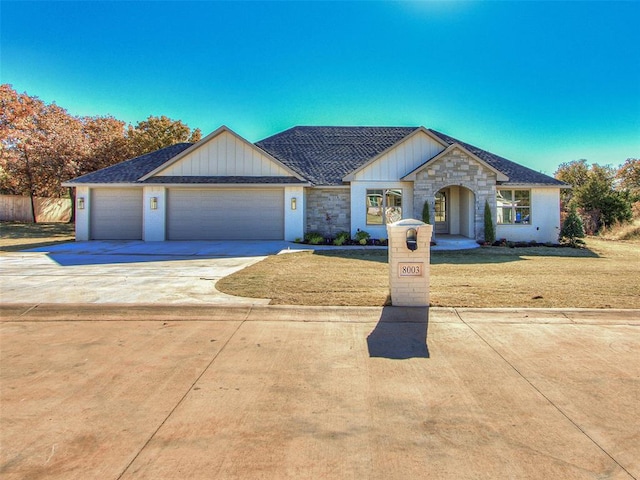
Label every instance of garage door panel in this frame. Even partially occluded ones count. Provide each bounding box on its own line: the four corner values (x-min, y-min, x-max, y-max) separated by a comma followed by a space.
167, 189, 284, 240
90, 189, 143, 240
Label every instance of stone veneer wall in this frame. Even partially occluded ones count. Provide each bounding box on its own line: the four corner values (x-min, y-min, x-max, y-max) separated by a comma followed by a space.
413, 148, 497, 241
306, 187, 351, 237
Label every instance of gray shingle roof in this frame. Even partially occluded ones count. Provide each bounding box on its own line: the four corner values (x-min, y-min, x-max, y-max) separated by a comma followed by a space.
427, 129, 565, 186
255, 126, 419, 185
66, 126, 564, 188
256, 126, 563, 186
66, 143, 193, 184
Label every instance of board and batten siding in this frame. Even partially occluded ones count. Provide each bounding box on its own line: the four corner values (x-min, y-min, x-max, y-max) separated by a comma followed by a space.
156, 131, 291, 177
352, 131, 445, 181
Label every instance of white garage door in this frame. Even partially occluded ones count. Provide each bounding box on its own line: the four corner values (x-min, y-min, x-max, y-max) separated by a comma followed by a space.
167, 188, 284, 240
90, 188, 143, 240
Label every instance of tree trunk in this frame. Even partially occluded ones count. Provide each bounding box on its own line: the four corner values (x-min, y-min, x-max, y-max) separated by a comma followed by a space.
23, 149, 37, 223
28, 193, 37, 223
68, 187, 76, 223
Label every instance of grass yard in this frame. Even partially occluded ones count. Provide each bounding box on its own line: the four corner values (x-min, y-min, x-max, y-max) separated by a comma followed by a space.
217, 238, 640, 308
0, 222, 75, 252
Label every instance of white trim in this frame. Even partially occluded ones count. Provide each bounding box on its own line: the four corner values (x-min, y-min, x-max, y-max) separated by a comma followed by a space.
64, 182, 310, 188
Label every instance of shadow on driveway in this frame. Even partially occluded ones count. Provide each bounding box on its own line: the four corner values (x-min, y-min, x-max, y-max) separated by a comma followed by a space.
367, 307, 430, 359
24, 240, 298, 266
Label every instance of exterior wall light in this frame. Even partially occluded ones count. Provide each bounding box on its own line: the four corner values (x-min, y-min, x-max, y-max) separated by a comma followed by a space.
77, 197, 85, 210
150, 197, 158, 210
291, 197, 297, 210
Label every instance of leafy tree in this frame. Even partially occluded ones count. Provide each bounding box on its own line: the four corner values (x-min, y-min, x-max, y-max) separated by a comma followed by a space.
559, 205, 585, 247
555, 159, 589, 206
483, 200, 495, 244
127, 115, 201, 157
617, 158, 640, 200
555, 159, 633, 233
0, 85, 203, 222
0, 84, 66, 220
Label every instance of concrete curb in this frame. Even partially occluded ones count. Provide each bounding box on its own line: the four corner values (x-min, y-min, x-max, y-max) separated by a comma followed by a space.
2, 303, 638, 324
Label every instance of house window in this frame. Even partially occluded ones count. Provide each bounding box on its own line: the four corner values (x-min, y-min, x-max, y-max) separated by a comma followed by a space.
366, 189, 402, 225
434, 192, 446, 222
497, 189, 531, 224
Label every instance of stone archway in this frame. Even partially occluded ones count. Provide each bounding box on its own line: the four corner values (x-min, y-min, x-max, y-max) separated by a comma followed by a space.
411, 147, 499, 242
433, 185, 476, 238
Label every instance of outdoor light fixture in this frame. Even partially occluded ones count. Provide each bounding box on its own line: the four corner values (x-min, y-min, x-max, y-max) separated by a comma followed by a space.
150, 197, 158, 210
291, 197, 297, 210
77, 197, 85, 210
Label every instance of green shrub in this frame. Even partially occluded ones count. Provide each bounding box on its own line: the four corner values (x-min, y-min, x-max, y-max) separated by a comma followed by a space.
333, 231, 350, 246
484, 200, 495, 244
304, 232, 325, 245
560, 205, 586, 247
422, 201, 431, 224
354, 229, 370, 245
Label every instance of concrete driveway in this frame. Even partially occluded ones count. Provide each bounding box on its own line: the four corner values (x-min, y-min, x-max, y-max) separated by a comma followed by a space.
1, 304, 638, 479
0, 240, 305, 305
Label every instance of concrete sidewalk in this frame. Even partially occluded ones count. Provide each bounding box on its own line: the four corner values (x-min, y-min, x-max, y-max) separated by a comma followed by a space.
1, 304, 638, 479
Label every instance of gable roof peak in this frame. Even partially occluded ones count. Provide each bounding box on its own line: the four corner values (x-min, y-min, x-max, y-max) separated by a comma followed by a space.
256, 126, 421, 185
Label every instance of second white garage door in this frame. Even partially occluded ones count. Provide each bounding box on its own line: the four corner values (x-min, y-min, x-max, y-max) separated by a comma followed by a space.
167, 188, 284, 240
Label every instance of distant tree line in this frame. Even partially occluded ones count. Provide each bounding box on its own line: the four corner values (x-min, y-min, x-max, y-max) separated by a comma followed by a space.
0, 84, 201, 221
555, 158, 640, 234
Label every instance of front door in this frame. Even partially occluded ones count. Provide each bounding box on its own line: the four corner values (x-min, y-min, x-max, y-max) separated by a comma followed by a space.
435, 190, 449, 234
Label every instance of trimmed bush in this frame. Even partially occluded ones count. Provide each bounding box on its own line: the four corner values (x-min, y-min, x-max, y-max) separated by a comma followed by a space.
422, 201, 431, 224
333, 231, 350, 246
354, 229, 370, 245
305, 232, 325, 245
484, 200, 495, 244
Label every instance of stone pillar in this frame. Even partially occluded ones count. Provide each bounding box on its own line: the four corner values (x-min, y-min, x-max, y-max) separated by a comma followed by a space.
386, 219, 432, 307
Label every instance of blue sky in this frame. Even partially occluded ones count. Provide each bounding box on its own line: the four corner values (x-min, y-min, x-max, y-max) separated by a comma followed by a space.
2, 1, 639, 175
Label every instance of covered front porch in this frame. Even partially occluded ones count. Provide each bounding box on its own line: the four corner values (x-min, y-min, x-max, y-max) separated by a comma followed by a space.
432, 185, 477, 240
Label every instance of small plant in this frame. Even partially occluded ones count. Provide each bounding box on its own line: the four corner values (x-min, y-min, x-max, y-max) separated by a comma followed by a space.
484, 200, 495, 245
422, 200, 431, 224
354, 229, 370, 245
304, 232, 325, 245
560, 205, 586, 247
294, 237, 302, 243
333, 231, 350, 246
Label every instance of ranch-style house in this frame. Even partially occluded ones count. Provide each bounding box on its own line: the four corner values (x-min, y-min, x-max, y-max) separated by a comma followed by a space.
64, 125, 567, 243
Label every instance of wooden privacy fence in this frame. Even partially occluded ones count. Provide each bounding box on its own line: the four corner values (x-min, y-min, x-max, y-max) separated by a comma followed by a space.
0, 195, 72, 222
